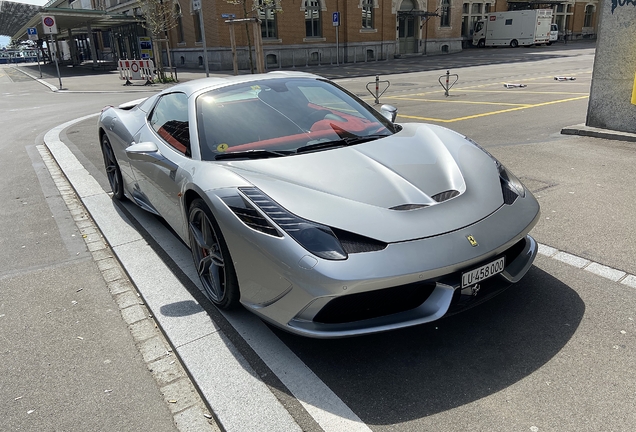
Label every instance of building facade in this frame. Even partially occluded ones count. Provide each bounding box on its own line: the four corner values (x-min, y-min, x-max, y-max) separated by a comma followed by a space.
10, 0, 599, 71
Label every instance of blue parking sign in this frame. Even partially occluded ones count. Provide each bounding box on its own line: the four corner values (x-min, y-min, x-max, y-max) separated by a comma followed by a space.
27, 27, 38, 41
332, 11, 340, 27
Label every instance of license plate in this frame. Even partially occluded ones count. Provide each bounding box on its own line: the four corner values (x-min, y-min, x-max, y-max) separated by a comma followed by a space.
461, 257, 505, 288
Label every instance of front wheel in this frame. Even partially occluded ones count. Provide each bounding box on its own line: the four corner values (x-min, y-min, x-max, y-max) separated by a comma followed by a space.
477, 39, 485, 48
510, 39, 519, 48
101, 135, 125, 200
188, 199, 240, 309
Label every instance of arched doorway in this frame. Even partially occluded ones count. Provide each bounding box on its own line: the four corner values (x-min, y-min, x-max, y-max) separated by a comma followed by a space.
398, 0, 418, 54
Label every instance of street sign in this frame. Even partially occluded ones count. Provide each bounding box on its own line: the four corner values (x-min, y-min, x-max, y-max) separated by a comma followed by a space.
332, 11, 340, 27
27, 27, 38, 41
42, 15, 58, 35
221, 13, 236, 19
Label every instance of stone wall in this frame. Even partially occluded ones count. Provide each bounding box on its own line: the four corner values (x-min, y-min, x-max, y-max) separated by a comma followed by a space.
586, 0, 636, 133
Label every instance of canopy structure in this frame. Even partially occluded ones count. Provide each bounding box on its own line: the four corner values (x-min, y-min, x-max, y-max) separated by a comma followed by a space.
13, 7, 139, 41
0, 1, 42, 38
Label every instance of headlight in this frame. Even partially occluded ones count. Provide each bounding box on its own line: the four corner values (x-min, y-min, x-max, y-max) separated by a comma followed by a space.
238, 187, 347, 260
497, 164, 525, 198
466, 136, 526, 199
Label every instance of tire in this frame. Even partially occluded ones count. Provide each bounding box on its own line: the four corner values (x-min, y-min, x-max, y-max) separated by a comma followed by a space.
510, 39, 519, 48
477, 39, 485, 48
547, 42, 552, 46
101, 134, 125, 200
188, 199, 240, 309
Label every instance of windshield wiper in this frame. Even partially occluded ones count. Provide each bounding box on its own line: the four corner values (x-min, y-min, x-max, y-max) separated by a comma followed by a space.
215, 149, 292, 160
295, 134, 389, 154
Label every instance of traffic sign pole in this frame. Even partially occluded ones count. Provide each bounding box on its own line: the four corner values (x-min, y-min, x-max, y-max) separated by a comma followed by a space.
51, 36, 62, 89
333, 12, 340, 66
28, 28, 42, 77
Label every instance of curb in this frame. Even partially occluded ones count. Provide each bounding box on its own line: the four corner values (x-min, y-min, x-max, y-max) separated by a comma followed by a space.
561, 123, 636, 142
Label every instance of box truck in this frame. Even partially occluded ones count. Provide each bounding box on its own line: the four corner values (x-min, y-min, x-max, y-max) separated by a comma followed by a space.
472, 10, 553, 48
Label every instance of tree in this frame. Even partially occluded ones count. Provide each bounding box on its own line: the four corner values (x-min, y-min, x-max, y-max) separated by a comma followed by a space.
136, 0, 180, 82
226, 0, 281, 73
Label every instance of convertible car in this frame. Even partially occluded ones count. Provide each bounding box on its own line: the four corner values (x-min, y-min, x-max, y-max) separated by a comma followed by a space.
98, 71, 540, 338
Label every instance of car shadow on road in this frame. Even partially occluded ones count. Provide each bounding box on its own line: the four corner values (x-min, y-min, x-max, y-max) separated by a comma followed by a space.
272, 265, 583, 424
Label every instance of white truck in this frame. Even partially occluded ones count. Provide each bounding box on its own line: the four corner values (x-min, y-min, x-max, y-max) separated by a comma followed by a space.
472, 9, 553, 48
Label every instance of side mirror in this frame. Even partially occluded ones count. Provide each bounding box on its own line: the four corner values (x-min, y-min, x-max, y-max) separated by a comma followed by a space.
126, 142, 178, 171
380, 104, 398, 123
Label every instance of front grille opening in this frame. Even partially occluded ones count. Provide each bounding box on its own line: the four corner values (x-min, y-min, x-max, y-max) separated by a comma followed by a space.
313, 282, 436, 324
332, 228, 387, 254
503, 236, 526, 263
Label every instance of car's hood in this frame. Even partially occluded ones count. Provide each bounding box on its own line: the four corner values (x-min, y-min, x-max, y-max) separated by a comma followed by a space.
223, 124, 505, 243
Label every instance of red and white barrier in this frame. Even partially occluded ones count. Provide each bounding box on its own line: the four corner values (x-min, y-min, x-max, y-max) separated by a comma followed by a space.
118, 59, 155, 85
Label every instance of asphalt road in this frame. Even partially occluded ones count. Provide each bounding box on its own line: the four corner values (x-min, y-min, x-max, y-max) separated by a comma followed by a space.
3, 42, 636, 431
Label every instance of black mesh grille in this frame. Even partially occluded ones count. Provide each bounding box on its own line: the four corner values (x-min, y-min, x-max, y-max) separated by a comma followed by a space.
313, 282, 436, 324
501, 180, 519, 205
432, 190, 460, 203
390, 204, 428, 211
229, 199, 281, 237
332, 228, 387, 254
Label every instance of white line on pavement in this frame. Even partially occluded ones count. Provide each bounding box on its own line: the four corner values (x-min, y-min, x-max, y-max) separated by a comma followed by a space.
44, 115, 371, 432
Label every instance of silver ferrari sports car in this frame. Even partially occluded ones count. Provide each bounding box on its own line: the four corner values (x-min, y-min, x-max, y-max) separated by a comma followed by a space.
98, 71, 540, 338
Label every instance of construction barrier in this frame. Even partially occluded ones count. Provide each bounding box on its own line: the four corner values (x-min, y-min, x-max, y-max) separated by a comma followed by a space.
118, 59, 155, 86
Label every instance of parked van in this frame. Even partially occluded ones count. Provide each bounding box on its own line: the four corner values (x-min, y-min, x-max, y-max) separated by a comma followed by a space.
548, 24, 559, 45
472, 10, 553, 48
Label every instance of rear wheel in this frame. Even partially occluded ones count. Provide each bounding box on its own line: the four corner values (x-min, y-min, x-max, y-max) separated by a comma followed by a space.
188, 199, 240, 309
510, 39, 519, 48
101, 135, 125, 200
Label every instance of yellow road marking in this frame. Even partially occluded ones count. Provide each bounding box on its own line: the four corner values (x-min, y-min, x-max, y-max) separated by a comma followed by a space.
397, 95, 589, 123
387, 97, 533, 107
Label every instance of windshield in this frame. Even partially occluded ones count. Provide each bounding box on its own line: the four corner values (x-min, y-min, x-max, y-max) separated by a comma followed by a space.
196, 78, 395, 161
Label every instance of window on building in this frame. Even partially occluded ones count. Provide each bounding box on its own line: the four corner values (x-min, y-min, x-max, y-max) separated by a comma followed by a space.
194, 11, 202, 42
259, 0, 278, 38
462, 1, 488, 37
305, 0, 322, 37
440, 0, 451, 27
175, 3, 185, 43
583, 5, 593, 27
362, 0, 374, 29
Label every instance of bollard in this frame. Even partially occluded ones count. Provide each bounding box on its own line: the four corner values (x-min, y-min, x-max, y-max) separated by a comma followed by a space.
366, 74, 390, 104
438, 70, 459, 97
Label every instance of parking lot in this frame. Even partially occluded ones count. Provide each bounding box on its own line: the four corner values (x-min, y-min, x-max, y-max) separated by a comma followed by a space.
5, 42, 636, 432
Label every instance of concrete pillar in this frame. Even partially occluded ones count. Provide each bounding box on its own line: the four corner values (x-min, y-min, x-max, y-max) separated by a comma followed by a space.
67, 28, 79, 65
87, 23, 98, 68
586, 0, 636, 133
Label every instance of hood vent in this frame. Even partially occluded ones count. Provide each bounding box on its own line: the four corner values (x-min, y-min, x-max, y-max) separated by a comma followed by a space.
390, 204, 429, 211
431, 189, 460, 203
